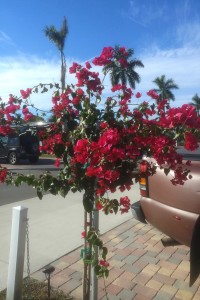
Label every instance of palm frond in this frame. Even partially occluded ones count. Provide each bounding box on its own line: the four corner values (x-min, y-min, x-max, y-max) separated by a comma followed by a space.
153, 74, 179, 101
129, 59, 144, 68
105, 45, 143, 88
120, 71, 127, 86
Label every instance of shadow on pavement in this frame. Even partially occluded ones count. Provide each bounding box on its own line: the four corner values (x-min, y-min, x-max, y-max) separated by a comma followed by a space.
0, 157, 62, 172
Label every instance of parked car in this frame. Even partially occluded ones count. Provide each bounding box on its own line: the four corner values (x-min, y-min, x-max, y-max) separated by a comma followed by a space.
131, 147, 200, 286
0, 131, 40, 164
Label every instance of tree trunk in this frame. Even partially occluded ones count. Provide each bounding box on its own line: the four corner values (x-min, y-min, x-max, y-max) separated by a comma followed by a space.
60, 52, 66, 92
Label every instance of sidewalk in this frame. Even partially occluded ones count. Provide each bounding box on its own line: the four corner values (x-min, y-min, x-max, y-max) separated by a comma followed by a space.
32, 218, 200, 300
0, 189, 136, 291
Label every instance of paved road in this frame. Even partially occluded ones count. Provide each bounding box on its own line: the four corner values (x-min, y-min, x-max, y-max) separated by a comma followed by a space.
1, 157, 58, 173
0, 158, 58, 205
1, 147, 199, 206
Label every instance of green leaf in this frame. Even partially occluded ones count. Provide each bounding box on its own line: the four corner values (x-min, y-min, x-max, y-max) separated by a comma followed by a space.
112, 199, 119, 214
15, 175, 24, 186
104, 269, 109, 278
94, 238, 103, 248
94, 265, 101, 276
41, 87, 48, 93
164, 168, 170, 176
60, 186, 69, 198
43, 178, 52, 191
96, 96, 101, 104
26, 176, 35, 185
102, 247, 108, 260
174, 133, 180, 139
86, 231, 94, 240
37, 189, 43, 200
83, 194, 94, 213
54, 143, 65, 157
49, 186, 57, 195
71, 187, 78, 193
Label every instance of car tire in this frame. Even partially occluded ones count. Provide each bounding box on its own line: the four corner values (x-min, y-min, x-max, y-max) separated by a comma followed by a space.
8, 151, 18, 165
29, 156, 39, 163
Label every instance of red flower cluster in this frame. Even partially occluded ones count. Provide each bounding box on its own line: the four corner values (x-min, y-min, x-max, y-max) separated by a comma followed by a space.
22, 106, 34, 121
159, 104, 200, 129
70, 62, 103, 94
0, 125, 15, 135
38, 66, 199, 197
184, 132, 199, 151
99, 260, 109, 267
74, 139, 89, 164
119, 196, 131, 214
0, 167, 7, 183
54, 158, 61, 168
93, 46, 130, 69
135, 92, 142, 98
94, 195, 130, 215
81, 231, 86, 238
119, 58, 128, 68
111, 84, 126, 92
92, 47, 114, 66
147, 89, 159, 100
20, 88, 32, 99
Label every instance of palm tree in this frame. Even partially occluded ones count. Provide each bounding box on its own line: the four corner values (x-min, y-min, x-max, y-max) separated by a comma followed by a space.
189, 93, 200, 116
44, 17, 68, 91
153, 75, 179, 102
103, 45, 144, 89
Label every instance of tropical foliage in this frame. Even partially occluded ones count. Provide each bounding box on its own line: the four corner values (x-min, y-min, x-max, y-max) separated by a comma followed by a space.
189, 93, 200, 117
153, 74, 179, 101
102, 45, 144, 89
44, 16, 68, 91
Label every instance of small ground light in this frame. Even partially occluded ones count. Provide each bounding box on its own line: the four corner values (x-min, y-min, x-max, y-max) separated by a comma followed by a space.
42, 265, 55, 299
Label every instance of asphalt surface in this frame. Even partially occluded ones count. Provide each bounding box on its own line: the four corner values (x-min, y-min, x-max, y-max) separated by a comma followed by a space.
0, 157, 58, 205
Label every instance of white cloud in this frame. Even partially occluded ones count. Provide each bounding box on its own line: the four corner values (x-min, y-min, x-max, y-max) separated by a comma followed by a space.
0, 54, 112, 108
138, 46, 200, 106
0, 43, 200, 113
0, 55, 78, 111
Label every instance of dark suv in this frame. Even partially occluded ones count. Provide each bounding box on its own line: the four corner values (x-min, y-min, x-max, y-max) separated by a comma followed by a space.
0, 132, 40, 164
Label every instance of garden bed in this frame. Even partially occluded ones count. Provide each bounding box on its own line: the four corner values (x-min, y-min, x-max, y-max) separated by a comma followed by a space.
0, 278, 72, 300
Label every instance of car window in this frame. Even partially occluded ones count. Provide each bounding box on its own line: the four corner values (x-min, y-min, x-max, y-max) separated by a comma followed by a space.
8, 136, 20, 146
177, 146, 200, 161
0, 136, 8, 145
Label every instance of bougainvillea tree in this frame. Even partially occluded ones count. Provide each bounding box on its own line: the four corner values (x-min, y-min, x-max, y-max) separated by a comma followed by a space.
0, 46, 200, 297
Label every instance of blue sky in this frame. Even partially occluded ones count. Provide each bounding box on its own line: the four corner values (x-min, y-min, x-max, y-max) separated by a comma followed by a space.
0, 0, 200, 110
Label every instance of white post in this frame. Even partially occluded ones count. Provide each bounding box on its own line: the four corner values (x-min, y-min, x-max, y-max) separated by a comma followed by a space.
6, 206, 28, 300
91, 209, 99, 300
